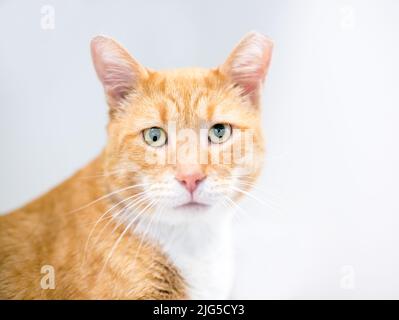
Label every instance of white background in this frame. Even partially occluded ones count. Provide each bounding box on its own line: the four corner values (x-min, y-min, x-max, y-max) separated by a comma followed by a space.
1, 0, 398, 299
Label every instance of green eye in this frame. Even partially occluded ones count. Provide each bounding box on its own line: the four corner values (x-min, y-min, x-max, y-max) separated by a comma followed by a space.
143, 127, 167, 147
208, 123, 232, 144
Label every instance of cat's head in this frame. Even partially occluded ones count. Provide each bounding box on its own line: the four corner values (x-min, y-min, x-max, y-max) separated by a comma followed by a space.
91, 32, 273, 224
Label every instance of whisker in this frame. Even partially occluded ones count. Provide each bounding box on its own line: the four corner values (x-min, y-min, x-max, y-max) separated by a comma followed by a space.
229, 186, 267, 206
93, 193, 152, 247
99, 198, 158, 275
226, 184, 282, 215
220, 197, 239, 222
69, 183, 150, 214
78, 168, 128, 180
127, 203, 165, 296
223, 195, 245, 215
223, 195, 253, 223
133, 202, 163, 263
83, 190, 150, 263
233, 181, 281, 209
229, 174, 282, 199
232, 178, 278, 193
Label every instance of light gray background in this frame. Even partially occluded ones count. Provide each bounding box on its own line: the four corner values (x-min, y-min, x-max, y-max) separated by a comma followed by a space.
1, 0, 398, 299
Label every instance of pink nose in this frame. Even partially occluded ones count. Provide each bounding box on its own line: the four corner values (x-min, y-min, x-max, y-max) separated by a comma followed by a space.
176, 172, 206, 193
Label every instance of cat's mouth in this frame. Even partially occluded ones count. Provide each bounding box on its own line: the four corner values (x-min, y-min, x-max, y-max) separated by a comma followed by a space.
175, 201, 210, 210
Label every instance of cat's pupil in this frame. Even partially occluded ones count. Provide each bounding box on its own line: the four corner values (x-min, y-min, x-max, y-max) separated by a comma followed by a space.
213, 124, 225, 138
149, 128, 160, 142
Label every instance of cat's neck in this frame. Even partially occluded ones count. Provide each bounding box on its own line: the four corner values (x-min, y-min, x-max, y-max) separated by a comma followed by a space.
134, 208, 235, 299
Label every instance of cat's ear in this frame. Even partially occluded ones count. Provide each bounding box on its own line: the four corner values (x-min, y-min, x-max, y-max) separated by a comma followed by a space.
219, 31, 273, 105
90, 36, 147, 106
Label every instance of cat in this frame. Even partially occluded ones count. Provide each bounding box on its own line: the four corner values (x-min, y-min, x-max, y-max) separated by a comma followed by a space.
0, 31, 273, 299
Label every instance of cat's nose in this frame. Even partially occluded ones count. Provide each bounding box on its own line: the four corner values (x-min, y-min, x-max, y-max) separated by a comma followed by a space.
176, 171, 206, 193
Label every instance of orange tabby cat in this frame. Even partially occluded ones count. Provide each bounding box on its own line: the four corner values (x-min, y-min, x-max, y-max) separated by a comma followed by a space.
0, 32, 273, 299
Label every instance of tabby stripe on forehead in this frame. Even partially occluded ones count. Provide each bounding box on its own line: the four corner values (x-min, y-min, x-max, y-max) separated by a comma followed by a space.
157, 103, 168, 124
206, 102, 217, 121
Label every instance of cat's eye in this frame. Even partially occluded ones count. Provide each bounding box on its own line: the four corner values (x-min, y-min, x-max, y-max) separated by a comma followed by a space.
143, 127, 167, 147
208, 123, 232, 144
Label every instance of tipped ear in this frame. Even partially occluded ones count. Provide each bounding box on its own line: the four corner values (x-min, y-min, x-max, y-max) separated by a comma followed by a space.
220, 31, 273, 105
90, 36, 147, 106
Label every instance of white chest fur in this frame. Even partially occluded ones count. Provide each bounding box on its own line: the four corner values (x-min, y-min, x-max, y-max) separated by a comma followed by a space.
135, 211, 234, 299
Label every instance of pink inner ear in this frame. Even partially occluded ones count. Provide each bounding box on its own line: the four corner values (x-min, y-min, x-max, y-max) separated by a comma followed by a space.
223, 32, 273, 102
232, 65, 266, 97
101, 62, 135, 100
91, 36, 138, 102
